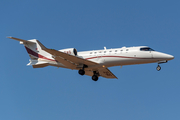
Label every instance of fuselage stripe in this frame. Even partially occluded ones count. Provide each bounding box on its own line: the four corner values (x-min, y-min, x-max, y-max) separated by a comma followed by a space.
25, 46, 55, 61
86, 56, 153, 60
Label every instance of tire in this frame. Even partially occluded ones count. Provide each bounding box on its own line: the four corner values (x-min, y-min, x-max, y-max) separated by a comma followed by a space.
156, 65, 161, 71
78, 69, 85, 75
92, 75, 98, 81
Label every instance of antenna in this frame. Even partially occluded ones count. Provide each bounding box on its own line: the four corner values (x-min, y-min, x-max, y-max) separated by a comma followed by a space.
104, 47, 106, 50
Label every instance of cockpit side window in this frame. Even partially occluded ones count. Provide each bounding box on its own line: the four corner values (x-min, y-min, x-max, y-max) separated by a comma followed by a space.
140, 47, 155, 51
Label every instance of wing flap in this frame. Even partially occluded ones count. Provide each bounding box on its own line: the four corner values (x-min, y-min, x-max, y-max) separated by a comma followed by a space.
98, 68, 118, 79
84, 68, 118, 79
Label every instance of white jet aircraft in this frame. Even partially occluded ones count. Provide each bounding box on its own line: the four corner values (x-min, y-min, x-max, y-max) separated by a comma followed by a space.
9, 37, 174, 81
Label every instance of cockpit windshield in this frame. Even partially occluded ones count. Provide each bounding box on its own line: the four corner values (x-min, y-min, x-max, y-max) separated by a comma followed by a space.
140, 47, 155, 51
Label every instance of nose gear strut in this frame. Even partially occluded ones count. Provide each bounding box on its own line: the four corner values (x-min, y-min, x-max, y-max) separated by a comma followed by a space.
156, 60, 168, 71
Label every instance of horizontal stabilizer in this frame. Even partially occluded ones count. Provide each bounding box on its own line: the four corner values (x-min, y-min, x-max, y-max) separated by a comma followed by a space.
7, 36, 35, 44
27, 60, 49, 68
32, 63, 49, 68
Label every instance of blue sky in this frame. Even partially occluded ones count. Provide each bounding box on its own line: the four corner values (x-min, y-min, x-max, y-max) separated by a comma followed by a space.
1, 0, 180, 120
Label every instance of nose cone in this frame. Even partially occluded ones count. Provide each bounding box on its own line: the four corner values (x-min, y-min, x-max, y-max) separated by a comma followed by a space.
153, 52, 174, 61
166, 54, 174, 60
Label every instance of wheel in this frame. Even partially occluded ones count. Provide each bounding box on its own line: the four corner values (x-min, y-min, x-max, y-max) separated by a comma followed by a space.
78, 69, 85, 75
156, 65, 161, 71
92, 75, 98, 81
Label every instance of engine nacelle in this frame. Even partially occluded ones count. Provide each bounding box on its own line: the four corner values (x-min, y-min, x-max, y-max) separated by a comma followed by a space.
59, 48, 77, 56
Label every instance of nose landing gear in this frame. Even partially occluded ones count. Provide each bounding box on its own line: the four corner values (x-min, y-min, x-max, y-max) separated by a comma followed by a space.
156, 60, 167, 71
156, 65, 161, 71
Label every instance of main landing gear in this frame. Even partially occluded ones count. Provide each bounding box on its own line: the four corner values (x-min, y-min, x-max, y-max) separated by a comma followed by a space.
78, 69, 99, 81
92, 71, 99, 81
78, 69, 85, 75
78, 64, 87, 75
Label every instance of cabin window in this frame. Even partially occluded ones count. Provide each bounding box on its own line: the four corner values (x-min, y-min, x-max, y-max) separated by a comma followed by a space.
109, 51, 112, 52
115, 50, 117, 52
90, 52, 92, 54
104, 51, 106, 53
126, 49, 129, 51
94, 52, 97, 54
140, 47, 155, 51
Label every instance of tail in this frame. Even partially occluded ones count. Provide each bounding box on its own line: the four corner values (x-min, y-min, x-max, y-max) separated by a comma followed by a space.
8, 37, 55, 68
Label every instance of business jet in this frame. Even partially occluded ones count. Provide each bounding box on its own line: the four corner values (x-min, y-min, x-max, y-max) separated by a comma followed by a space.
8, 37, 174, 81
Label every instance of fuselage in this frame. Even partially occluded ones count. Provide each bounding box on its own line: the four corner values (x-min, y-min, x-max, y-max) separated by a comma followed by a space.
78, 46, 174, 68
28, 45, 174, 70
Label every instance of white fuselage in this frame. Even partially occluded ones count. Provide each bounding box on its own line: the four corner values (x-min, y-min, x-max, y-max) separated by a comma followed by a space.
34, 46, 174, 70
77, 46, 174, 68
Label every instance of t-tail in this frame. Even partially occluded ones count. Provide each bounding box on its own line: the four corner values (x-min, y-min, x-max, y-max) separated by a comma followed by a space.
8, 37, 55, 68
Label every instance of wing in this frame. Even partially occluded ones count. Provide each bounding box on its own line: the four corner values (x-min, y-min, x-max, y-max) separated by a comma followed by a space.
84, 68, 118, 79
44, 48, 118, 79
43, 48, 98, 68
98, 68, 118, 79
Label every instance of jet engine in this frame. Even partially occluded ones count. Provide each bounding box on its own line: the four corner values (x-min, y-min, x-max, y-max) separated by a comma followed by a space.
59, 48, 77, 56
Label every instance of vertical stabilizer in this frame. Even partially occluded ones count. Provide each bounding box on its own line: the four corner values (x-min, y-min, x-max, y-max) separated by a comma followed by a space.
8, 37, 49, 60
8, 37, 54, 68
